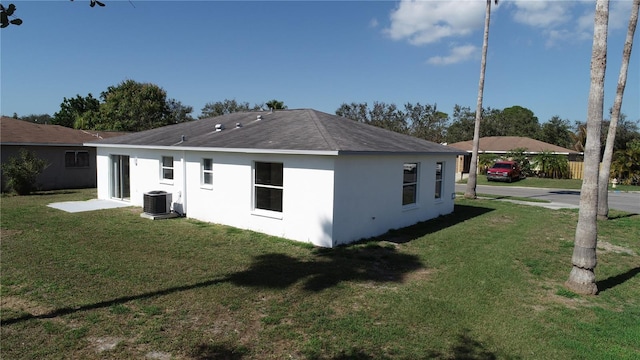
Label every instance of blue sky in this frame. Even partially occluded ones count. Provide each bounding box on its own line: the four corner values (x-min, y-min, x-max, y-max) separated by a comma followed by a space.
2, 0, 639, 125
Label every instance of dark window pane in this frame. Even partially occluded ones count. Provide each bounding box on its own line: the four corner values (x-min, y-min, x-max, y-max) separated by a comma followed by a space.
255, 187, 283, 212
403, 163, 417, 184
77, 152, 90, 167
203, 172, 212, 185
403, 184, 416, 205
203, 158, 213, 171
163, 169, 174, 180
163, 156, 173, 167
255, 162, 283, 186
65, 152, 76, 167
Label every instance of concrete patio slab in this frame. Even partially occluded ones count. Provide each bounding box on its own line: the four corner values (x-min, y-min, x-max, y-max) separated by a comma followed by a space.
48, 199, 132, 213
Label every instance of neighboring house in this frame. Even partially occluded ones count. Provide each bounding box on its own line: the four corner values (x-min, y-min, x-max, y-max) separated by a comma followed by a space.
448, 136, 582, 180
88, 109, 464, 247
0, 117, 126, 191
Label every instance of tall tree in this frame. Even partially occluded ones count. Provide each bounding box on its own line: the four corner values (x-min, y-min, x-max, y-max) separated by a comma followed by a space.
53, 94, 100, 128
598, 0, 639, 219
199, 99, 259, 119
465, 0, 497, 199
369, 102, 407, 134
166, 98, 194, 124
566, 0, 609, 296
404, 102, 449, 143
84, 80, 178, 132
538, 116, 573, 148
19, 114, 52, 124
335, 102, 369, 123
486, 106, 539, 138
445, 105, 476, 143
335, 101, 410, 134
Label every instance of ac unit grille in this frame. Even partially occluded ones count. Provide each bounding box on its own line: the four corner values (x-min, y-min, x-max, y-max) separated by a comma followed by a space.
143, 191, 172, 215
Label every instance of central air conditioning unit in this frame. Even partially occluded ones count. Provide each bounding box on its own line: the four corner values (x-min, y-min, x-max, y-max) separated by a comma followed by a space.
143, 191, 172, 215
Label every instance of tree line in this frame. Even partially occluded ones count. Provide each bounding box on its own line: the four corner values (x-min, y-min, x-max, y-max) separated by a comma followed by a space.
10, 80, 639, 155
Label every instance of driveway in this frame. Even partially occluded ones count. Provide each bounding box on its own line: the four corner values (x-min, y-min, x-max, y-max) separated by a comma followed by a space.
455, 184, 640, 214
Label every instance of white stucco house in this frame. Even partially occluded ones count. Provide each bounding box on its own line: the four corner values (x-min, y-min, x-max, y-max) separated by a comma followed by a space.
87, 109, 463, 247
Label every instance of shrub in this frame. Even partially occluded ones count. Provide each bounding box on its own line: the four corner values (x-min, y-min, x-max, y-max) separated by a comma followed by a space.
505, 148, 532, 176
1, 149, 47, 195
478, 153, 499, 175
532, 151, 571, 179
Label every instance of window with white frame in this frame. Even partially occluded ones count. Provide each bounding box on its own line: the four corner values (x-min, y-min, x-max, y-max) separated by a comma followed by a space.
65, 151, 90, 168
254, 162, 283, 212
161, 156, 174, 180
202, 158, 213, 186
403, 163, 418, 206
435, 162, 444, 199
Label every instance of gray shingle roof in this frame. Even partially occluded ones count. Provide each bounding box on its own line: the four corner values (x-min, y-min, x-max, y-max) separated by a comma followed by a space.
1, 117, 127, 146
448, 136, 579, 154
91, 109, 463, 155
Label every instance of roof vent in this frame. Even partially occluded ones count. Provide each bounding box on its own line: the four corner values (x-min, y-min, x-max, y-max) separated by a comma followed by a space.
257, 115, 262, 120
236, 122, 242, 128
215, 124, 225, 131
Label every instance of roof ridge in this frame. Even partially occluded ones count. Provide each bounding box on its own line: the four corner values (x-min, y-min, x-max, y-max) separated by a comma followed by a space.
307, 109, 339, 151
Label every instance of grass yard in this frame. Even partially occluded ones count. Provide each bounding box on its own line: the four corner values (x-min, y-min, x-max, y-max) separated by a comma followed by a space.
457, 176, 640, 192
1, 189, 639, 359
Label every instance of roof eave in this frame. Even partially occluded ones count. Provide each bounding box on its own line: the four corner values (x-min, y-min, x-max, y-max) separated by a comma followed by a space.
3, 142, 87, 147
86, 143, 340, 156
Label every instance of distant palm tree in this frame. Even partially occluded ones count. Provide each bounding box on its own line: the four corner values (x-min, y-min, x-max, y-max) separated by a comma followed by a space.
265, 100, 287, 111
597, 0, 639, 219
566, 0, 609, 296
465, 0, 498, 199
570, 123, 587, 152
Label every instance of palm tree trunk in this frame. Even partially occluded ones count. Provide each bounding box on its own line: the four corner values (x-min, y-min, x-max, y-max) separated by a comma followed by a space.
566, 0, 609, 295
465, 0, 495, 199
597, 0, 639, 220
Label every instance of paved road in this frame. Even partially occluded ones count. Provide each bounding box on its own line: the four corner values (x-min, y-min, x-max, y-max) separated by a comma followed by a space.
455, 184, 640, 214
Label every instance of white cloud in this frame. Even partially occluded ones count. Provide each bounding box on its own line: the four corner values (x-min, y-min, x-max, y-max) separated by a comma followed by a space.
427, 44, 478, 65
384, 0, 487, 45
609, 0, 635, 31
369, 18, 379, 28
506, 0, 634, 47
510, 1, 573, 28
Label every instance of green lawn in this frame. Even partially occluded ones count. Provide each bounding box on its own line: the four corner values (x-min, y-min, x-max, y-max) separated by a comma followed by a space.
457, 176, 639, 192
1, 189, 639, 359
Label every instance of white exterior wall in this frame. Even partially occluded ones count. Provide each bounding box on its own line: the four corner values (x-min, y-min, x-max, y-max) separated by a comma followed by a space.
184, 152, 335, 247
96, 148, 186, 207
96, 147, 457, 247
332, 154, 457, 246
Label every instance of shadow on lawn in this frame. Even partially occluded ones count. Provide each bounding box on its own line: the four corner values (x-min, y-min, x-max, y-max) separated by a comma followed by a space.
426, 329, 499, 360
372, 204, 494, 244
1, 277, 227, 326
3, 245, 421, 324
597, 267, 640, 293
191, 343, 247, 360
3, 203, 493, 325
228, 245, 423, 291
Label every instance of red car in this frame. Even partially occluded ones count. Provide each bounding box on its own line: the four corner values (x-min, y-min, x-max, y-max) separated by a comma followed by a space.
486, 161, 522, 182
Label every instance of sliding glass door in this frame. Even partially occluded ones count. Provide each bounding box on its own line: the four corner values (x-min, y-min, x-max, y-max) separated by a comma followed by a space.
111, 155, 130, 200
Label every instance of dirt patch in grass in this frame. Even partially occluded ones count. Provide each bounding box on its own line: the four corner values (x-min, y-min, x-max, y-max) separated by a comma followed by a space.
145, 350, 172, 359
489, 214, 515, 225
598, 241, 636, 256
0, 229, 22, 242
1, 295, 53, 317
88, 336, 125, 353
403, 267, 435, 283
